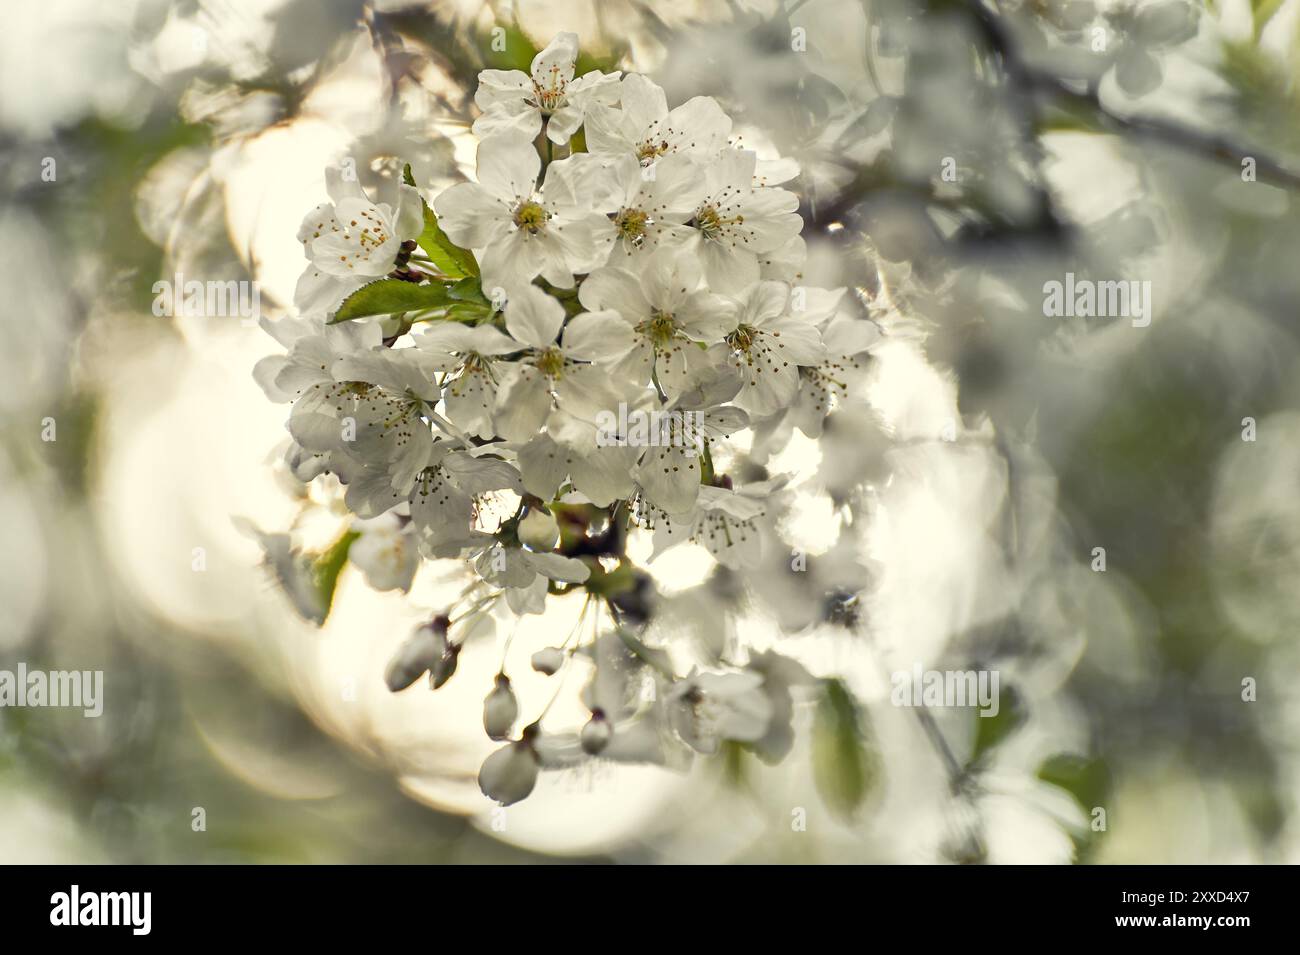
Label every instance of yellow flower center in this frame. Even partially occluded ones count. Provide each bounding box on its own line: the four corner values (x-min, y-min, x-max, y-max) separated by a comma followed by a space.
536, 347, 565, 378
615, 207, 651, 245
637, 310, 679, 347
513, 200, 548, 235
636, 140, 669, 164
727, 325, 756, 352
693, 203, 744, 241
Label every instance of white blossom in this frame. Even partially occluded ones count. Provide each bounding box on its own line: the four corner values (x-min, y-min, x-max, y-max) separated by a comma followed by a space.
251, 31, 859, 809
433, 134, 606, 291
473, 33, 621, 145
294, 162, 423, 316
585, 74, 731, 167
711, 280, 826, 418
578, 247, 735, 400
666, 669, 775, 754
682, 149, 802, 294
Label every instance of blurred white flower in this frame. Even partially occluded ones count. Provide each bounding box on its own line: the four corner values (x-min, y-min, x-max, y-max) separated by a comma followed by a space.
349, 512, 419, 593
384, 618, 450, 692
473, 32, 621, 145
666, 669, 775, 754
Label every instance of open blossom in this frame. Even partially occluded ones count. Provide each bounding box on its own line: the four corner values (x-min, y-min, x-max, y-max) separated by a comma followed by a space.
349, 512, 419, 592
473, 32, 621, 145
472, 541, 590, 615
589, 153, 706, 262
650, 478, 783, 569
415, 323, 520, 439
252, 31, 880, 809
712, 280, 826, 418
666, 669, 775, 754
788, 310, 881, 438
490, 284, 629, 442
433, 134, 605, 292
585, 74, 732, 167
577, 247, 735, 399
683, 149, 803, 293
295, 162, 423, 316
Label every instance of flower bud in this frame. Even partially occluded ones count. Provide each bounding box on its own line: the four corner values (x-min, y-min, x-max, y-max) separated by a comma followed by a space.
531, 647, 564, 675
384, 619, 448, 691
518, 508, 559, 550
429, 640, 460, 689
478, 726, 540, 805
580, 708, 612, 755
483, 673, 518, 740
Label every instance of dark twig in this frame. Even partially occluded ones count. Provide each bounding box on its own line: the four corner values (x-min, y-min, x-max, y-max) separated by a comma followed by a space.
965, 0, 1300, 191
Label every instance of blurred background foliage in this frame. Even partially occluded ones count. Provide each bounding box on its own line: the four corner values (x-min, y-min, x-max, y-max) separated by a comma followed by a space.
1, 0, 1299, 862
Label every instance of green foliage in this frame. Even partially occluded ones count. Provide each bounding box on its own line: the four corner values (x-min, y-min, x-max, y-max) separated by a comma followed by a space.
330, 279, 455, 323
1038, 753, 1110, 811
417, 203, 479, 279
311, 529, 359, 622
969, 683, 1026, 766
1038, 753, 1111, 859
447, 276, 490, 305
403, 162, 479, 278
812, 678, 878, 820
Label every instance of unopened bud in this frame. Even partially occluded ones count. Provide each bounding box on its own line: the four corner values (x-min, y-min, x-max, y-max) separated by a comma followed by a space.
384, 619, 448, 691
518, 508, 559, 549
580, 708, 612, 755
430, 639, 460, 690
483, 673, 518, 740
531, 647, 564, 675
478, 724, 541, 805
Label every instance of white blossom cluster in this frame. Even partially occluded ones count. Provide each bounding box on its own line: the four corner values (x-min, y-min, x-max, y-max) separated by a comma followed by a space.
253, 34, 880, 804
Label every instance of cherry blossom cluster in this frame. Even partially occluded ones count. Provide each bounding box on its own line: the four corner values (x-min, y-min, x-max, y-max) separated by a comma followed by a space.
253, 33, 879, 804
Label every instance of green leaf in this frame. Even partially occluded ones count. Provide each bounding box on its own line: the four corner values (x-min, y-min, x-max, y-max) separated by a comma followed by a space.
447, 276, 490, 305
311, 529, 359, 622
403, 161, 478, 279
331, 279, 454, 323
436, 302, 494, 324
1037, 753, 1109, 811
417, 202, 479, 279
1038, 753, 1111, 859
970, 683, 1026, 766
812, 679, 878, 820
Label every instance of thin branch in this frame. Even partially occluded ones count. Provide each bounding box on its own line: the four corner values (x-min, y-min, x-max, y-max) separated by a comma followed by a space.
912, 705, 967, 793
966, 0, 1300, 191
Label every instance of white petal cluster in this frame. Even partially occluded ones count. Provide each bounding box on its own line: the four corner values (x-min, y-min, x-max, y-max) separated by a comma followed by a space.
254, 34, 881, 805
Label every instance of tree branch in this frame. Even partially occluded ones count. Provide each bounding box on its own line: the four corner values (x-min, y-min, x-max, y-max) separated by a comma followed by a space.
965, 0, 1300, 191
